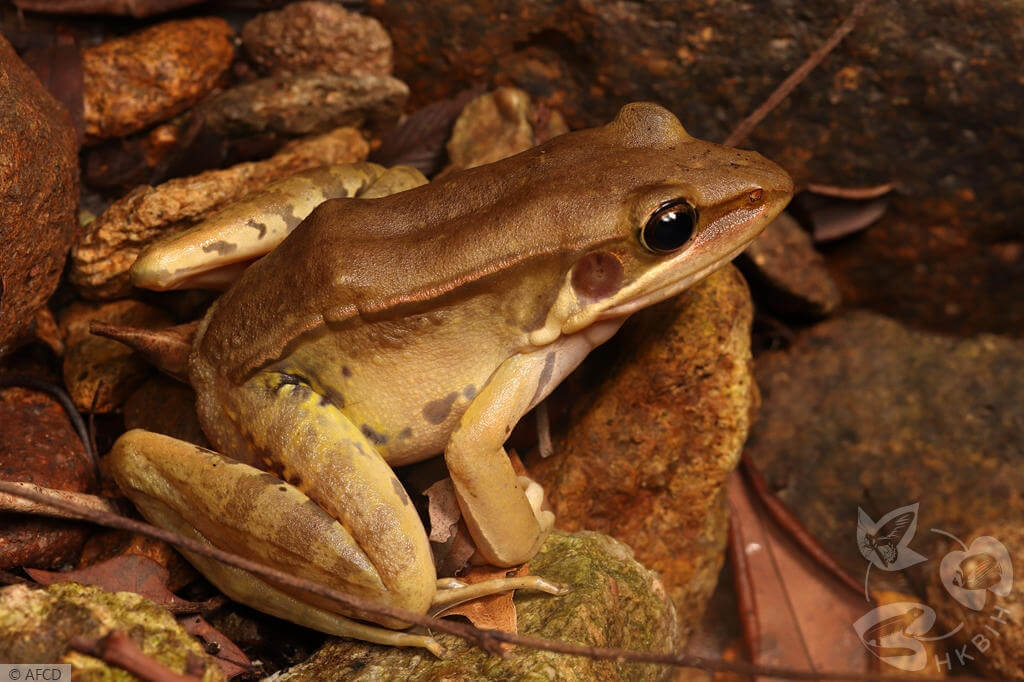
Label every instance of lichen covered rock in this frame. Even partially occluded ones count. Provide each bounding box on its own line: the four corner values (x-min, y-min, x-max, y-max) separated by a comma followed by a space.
0, 582, 224, 680
275, 531, 678, 681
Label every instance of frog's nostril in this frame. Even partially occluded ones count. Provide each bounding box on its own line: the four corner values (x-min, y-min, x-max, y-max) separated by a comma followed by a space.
749, 188, 763, 202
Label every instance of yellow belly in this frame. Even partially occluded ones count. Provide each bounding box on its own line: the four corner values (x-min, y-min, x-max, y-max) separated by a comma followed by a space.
282, 295, 526, 465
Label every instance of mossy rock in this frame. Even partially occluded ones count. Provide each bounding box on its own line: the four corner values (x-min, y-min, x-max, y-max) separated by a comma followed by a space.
273, 531, 679, 681
0, 581, 224, 681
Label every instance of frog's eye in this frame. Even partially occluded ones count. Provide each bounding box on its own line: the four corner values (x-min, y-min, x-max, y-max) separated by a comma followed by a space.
640, 200, 697, 253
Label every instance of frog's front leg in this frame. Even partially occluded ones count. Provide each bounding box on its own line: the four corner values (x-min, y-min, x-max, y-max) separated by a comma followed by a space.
446, 351, 561, 567
108, 371, 441, 653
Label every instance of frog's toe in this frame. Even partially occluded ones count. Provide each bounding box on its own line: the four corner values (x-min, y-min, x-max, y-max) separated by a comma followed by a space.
430, 574, 570, 613
437, 577, 469, 590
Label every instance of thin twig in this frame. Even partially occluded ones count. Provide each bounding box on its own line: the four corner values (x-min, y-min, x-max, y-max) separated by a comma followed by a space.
0, 481, 119, 519
741, 458, 866, 597
0, 479, 983, 682
69, 630, 201, 682
0, 374, 98, 479
724, 0, 877, 147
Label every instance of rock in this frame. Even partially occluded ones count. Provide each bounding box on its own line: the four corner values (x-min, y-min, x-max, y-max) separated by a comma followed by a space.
242, 1, 393, 77
201, 72, 408, 138
443, 87, 568, 173
0, 385, 94, 569
59, 300, 173, 412
738, 212, 841, 317
82, 17, 235, 143
926, 522, 1024, 679
745, 312, 1024, 584
275, 531, 678, 681
0, 582, 225, 680
366, 0, 1022, 336
124, 374, 207, 447
71, 126, 369, 299
0, 35, 79, 356
525, 265, 757, 643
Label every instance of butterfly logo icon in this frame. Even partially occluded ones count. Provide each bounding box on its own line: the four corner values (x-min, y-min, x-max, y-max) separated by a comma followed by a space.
857, 503, 927, 571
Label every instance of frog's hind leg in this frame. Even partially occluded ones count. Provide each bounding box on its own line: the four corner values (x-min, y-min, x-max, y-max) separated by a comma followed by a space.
110, 433, 446, 653
109, 368, 440, 652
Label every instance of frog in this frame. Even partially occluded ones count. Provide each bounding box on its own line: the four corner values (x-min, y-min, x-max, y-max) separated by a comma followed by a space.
106, 102, 793, 656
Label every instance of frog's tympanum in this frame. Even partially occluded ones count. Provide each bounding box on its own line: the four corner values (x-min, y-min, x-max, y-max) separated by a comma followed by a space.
108, 102, 793, 655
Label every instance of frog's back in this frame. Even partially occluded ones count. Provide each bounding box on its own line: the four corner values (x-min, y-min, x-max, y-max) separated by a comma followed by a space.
193, 102, 706, 383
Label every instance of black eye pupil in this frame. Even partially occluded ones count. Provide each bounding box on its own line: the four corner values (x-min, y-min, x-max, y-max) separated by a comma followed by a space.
641, 201, 696, 252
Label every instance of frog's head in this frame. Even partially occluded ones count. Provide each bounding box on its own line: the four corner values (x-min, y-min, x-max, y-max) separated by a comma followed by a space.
550, 102, 793, 333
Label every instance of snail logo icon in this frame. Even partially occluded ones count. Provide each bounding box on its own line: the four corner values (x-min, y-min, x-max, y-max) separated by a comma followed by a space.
938, 534, 1013, 611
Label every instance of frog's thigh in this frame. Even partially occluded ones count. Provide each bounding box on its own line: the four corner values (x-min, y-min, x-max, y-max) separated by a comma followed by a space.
446, 351, 557, 567
109, 431, 443, 654
228, 372, 437, 614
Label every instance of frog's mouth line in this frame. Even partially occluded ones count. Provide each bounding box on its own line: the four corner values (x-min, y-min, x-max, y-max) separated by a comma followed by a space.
597, 206, 773, 320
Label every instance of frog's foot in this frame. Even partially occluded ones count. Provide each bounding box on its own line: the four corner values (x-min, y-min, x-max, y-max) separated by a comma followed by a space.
430, 574, 570, 614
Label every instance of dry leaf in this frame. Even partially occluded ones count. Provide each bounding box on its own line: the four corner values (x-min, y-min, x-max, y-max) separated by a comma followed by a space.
424, 477, 460, 544
727, 471, 871, 675
27, 553, 208, 613
439, 564, 527, 643
178, 614, 252, 679
369, 88, 482, 176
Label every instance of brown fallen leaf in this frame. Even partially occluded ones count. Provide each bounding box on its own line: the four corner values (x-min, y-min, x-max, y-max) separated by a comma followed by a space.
727, 471, 872, 676
178, 613, 252, 679
439, 563, 527, 646
789, 189, 891, 244
424, 477, 460, 544
369, 88, 483, 176
27, 553, 211, 614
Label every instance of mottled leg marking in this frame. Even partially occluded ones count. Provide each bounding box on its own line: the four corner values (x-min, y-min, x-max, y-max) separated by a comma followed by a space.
108, 366, 438, 649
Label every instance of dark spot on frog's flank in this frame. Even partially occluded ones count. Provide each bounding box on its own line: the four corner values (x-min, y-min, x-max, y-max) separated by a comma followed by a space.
202, 240, 238, 256
245, 218, 268, 239
361, 424, 387, 445
319, 386, 346, 409
341, 366, 353, 378
531, 352, 557, 404
422, 392, 458, 424
505, 424, 512, 435
399, 427, 413, 439
278, 485, 287, 492
391, 477, 411, 506
462, 385, 477, 400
